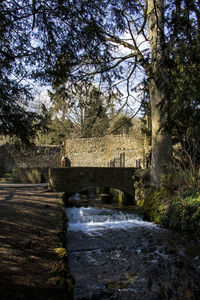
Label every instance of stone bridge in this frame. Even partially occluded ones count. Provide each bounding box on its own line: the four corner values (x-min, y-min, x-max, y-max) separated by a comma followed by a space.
12, 167, 139, 202
49, 167, 137, 197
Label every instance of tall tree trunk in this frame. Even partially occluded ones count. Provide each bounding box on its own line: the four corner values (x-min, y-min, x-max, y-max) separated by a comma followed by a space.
148, 0, 172, 189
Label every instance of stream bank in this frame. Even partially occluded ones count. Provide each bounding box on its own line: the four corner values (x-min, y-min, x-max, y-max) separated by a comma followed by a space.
134, 170, 200, 233
0, 187, 73, 300
136, 186, 200, 233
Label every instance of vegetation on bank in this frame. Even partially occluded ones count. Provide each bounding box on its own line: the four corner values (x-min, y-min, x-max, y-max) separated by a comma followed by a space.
138, 171, 200, 233
51, 195, 74, 299
162, 189, 200, 232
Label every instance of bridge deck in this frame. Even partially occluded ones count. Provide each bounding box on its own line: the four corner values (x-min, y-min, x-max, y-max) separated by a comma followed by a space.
49, 167, 138, 196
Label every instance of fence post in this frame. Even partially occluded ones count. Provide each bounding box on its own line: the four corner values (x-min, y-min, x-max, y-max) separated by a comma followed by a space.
120, 153, 122, 167
122, 152, 125, 167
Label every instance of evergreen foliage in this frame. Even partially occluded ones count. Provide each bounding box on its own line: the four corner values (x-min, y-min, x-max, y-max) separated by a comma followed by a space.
169, 36, 200, 143
0, 0, 50, 143
46, 84, 111, 141
109, 114, 133, 135
81, 87, 110, 137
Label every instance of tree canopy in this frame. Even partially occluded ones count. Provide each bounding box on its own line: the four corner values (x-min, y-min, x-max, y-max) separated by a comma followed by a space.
2, 0, 199, 131
41, 0, 199, 187
0, 0, 51, 143
1, 0, 200, 186
46, 84, 111, 142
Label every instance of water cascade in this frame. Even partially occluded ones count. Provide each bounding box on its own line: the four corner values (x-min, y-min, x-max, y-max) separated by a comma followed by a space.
66, 206, 159, 234
66, 205, 200, 299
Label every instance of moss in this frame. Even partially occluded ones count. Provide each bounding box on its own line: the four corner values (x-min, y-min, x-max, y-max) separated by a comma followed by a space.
3, 172, 12, 178
141, 187, 171, 224
55, 247, 67, 258
140, 185, 200, 233
50, 195, 74, 299
50, 258, 75, 293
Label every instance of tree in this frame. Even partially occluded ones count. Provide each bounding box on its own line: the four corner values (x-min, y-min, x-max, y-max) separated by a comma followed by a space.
169, 20, 200, 144
146, 0, 172, 188
45, 0, 199, 188
49, 83, 110, 138
109, 114, 133, 135
0, 0, 50, 144
37, 0, 174, 188
80, 86, 110, 137
2, 0, 199, 187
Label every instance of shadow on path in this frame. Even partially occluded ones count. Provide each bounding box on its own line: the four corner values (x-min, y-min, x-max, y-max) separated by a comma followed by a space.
0, 188, 68, 300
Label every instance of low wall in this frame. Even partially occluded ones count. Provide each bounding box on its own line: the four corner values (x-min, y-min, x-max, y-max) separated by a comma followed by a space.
12, 167, 137, 198
0, 144, 62, 175
12, 167, 49, 183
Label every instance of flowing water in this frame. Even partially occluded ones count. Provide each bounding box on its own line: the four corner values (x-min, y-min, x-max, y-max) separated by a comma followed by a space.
66, 205, 200, 300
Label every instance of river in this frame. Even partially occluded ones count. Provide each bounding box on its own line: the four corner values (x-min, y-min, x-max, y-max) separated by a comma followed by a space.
66, 203, 200, 300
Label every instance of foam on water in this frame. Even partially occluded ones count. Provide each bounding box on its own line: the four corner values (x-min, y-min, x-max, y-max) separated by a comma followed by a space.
66, 207, 159, 235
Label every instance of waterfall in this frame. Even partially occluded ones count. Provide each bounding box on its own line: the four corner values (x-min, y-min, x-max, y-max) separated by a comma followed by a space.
66, 207, 159, 235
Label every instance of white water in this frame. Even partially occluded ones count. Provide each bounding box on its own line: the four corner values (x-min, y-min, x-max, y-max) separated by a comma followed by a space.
66, 207, 159, 235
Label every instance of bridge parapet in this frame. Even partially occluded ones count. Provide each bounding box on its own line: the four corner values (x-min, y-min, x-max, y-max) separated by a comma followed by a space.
49, 167, 137, 196
12, 167, 138, 199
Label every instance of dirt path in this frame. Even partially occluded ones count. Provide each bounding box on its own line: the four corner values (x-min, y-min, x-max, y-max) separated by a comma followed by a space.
0, 186, 69, 300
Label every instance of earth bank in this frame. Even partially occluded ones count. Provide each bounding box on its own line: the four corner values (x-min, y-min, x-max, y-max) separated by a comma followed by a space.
134, 170, 200, 233
0, 186, 73, 300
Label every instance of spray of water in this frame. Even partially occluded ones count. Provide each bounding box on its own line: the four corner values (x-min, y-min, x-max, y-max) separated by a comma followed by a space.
66, 207, 159, 235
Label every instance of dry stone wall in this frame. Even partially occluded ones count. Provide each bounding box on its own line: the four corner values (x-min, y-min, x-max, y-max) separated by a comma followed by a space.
64, 134, 148, 168
0, 144, 62, 175
0, 130, 149, 176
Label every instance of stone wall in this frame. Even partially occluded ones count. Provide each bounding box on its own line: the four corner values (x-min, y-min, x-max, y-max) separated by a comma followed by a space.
0, 144, 62, 175
64, 134, 148, 168
12, 167, 49, 183
0, 130, 149, 176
